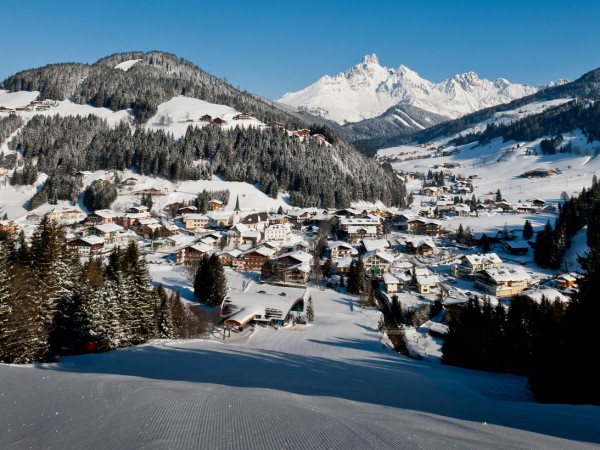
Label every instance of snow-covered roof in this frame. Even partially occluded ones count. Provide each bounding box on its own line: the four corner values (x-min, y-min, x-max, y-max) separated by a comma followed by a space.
463, 253, 502, 266
383, 273, 400, 285
92, 209, 119, 219
94, 223, 124, 233
347, 225, 378, 234
480, 266, 530, 282
362, 238, 389, 252
519, 287, 569, 303
78, 235, 104, 245
363, 250, 395, 263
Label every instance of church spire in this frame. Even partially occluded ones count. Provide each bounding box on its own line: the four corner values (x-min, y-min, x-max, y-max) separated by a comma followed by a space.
234, 195, 240, 211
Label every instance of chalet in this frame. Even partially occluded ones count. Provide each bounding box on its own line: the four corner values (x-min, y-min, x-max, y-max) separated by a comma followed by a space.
503, 240, 530, 255
233, 113, 254, 121
383, 273, 400, 294
495, 201, 512, 212
281, 263, 311, 284
362, 251, 394, 276
127, 205, 149, 214
474, 266, 530, 298
200, 114, 213, 122
25, 212, 40, 221
68, 236, 104, 255
292, 129, 311, 138
267, 214, 290, 225
327, 241, 358, 261
405, 236, 435, 256
123, 177, 139, 186
422, 186, 442, 198
120, 211, 151, 228
530, 198, 547, 208
218, 249, 243, 268
138, 187, 169, 196
176, 243, 212, 266
414, 269, 440, 294
556, 273, 578, 290
183, 214, 210, 231
87, 209, 119, 225
212, 117, 227, 126
178, 205, 198, 215
267, 121, 284, 129
407, 218, 442, 236
138, 218, 163, 237
91, 223, 126, 245
286, 210, 312, 226
0, 220, 18, 235
220, 289, 307, 330
263, 223, 290, 241
311, 133, 328, 143
208, 199, 224, 211
452, 253, 502, 277
334, 256, 353, 274
347, 225, 378, 244
274, 250, 312, 271
515, 202, 536, 214
239, 247, 276, 271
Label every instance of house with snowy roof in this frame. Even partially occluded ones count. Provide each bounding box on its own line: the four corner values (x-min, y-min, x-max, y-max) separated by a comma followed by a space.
474, 266, 530, 298
383, 273, 400, 294
405, 236, 436, 256
327, 241, 358, 261
362, 251, 394, 276
176, 243, 213, 266
452, 253, 502, 277
221, 288, 308, 330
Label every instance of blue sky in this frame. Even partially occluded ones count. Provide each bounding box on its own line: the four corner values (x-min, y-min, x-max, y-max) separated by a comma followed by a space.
1, 1, 599, 99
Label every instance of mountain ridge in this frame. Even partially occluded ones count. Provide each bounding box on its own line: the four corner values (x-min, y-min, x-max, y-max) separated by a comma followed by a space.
278, 54, 541, 125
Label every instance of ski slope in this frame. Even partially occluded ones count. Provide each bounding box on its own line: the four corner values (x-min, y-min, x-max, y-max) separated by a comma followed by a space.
1, 275, 598, 449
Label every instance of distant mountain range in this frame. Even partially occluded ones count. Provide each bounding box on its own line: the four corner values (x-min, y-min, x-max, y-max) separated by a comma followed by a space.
278, 54, 568, 143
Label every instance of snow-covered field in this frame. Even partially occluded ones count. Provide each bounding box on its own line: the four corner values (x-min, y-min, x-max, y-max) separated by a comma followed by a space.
1, 270, 599, 449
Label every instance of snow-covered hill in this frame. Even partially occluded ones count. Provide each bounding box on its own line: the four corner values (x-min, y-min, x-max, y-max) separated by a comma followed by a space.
279, 54, 539, 125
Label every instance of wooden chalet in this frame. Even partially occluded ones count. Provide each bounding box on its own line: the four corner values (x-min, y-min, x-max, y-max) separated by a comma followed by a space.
176, 243, 212, 266
200, 114, 213, 122
212, 117, 227, 126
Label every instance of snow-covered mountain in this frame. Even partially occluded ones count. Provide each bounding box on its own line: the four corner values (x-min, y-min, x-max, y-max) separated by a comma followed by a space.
278, 54, 539, 125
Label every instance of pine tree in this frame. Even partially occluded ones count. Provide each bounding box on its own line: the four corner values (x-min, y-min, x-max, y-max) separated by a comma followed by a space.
391, 294, 403, 324
523, 220, 534, 240
322, 258, 333, 279
154, 284, 174, 338
306, 296, 314, 323
194, 254, 227, 307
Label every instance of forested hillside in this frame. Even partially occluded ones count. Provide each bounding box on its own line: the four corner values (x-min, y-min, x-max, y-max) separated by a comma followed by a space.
1, 51, 406, 209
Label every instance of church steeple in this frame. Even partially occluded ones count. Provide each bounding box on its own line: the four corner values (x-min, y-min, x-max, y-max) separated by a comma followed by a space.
232, 195, 242, 226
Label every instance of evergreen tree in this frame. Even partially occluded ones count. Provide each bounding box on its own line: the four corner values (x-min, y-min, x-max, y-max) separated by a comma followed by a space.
154, 284, 174, 338
194, 254, 227, 307
322, 258, 333, 279
391, 294, 403, 325
347, 259, 365, 295
523, 220, 534, 240
495, 189, 503, 202
306, 296, 314, 323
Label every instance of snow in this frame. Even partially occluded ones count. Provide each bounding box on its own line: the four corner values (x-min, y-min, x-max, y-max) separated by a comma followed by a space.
2, 269, 599, 448
145, 96, 265, 139
114, 59, 142, 71
0, 90, 39, 108
278, 55, 538, 124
